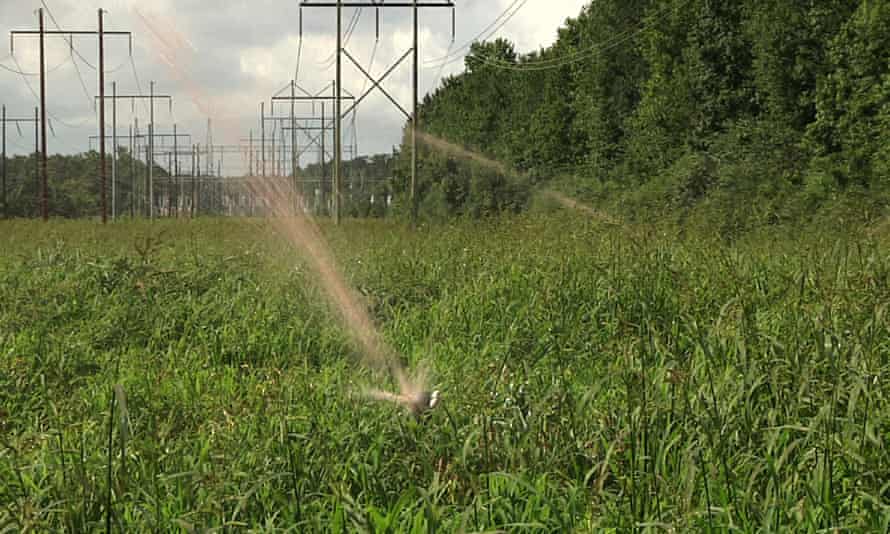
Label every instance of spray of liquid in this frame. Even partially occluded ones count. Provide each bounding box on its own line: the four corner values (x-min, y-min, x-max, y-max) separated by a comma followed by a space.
416, 130, 512, 176
245, 177, 436, 415
417, 130, 620, 224
133, 7, 256, 143
132, 9, 434, 413
540, 190, 620, 225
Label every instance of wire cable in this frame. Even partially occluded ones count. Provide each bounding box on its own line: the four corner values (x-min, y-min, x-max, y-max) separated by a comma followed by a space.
462, 1, 690, 73
423, 0, 527, 66
6, 137, 31, 153
294, 36, 303, 82
0, 53, 73, 76
10, 53, 92, 129
319, 7, 362, 68
129, 53, 150, 116
69, 42, 96, 110
41, 0, 100, 70
423, 0, 528, 70
359, 36, 379, 95
429, 35, 454, 89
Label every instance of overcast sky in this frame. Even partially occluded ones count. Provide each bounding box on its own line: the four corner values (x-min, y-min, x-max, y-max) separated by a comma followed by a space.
1, 0, 588, 174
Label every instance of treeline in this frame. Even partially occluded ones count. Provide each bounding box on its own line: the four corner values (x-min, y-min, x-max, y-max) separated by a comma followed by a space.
1, 149, 397, 219
1, 150, 155, 219
399, 0, 890, 229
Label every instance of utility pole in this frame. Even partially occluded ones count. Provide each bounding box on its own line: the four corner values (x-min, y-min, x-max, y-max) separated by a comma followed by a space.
279, 124, 284, 178
298, 0, 454, 225
207, 118, 213, 177
1, 106, 39, 219
191, 144, 197, 217
111, 81, 117, 221
38, 9, 47, 221
281, 125, 287, 179
174, 123, 181, 216
271, 111, 276, 177
1, 105, 4, 219
11, 10, 132, 221
38, 9, 46, 221
134, 119, 139, 214
34, 106, 38, 216
195, 143, 201, 216
334, 3, 342, 224
98, 9, 107, 223
248, 129, 254, 176
149, 81, 154, 219
321, 102, 326, 213
129, 123, 134, 217
291, 80, 298, 211
166, 150, 173, 215
261, 102, 266, 177
411, 0, 418, 223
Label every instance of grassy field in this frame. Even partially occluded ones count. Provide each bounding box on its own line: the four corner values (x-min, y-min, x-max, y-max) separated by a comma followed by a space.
2, 211, 890, 532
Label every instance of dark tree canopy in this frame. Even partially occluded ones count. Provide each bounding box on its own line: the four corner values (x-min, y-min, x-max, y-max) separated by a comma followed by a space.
399, 0, 890, 227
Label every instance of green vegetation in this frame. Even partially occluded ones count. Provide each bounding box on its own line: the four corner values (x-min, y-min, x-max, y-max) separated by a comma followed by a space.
0, 149, 395, 220
3, 2, 890, 531
406, 0, 890, 228
2, 213, 889, 531
1, 149, 169, 219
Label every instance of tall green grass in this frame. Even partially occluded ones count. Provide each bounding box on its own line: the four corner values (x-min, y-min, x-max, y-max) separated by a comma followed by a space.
1, 214, 889, 531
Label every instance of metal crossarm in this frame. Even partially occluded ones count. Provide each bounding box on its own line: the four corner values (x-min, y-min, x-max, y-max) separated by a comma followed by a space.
301, 2, 453, 7
342, 47, 412, 119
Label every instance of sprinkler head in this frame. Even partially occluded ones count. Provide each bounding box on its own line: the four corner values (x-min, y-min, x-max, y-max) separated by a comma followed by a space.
407, 389, 440, 417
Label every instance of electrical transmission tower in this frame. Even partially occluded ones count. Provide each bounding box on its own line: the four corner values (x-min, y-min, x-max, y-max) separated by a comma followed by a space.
299, 0, 455, 224
10, 8, 132, 222
90, 82, 176, 219
267, 80, 356, 214
93, 87, 172, 219
1, 106, 39, 219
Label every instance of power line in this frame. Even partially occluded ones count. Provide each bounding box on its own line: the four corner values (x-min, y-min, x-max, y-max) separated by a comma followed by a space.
0, 54, 72, 76
295, 34, 304, 82
319, 7, 362, 68
69, 41, 96, 110
423, 0, 526, 66
466, 1, 690, 73
429, 31, 454, 89
128, 54, 150, 116
9, 53, 91, 129
359, 35, 379, 95
40, 0, 135, 77
41, 0, 100, 71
